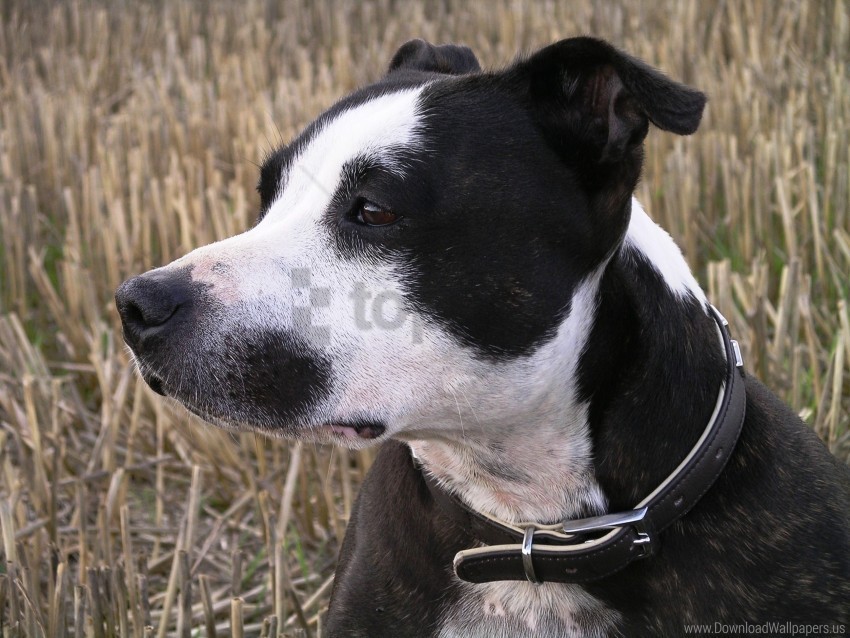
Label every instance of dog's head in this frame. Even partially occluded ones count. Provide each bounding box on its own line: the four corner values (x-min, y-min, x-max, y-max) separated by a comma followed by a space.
115, 37, 705, 447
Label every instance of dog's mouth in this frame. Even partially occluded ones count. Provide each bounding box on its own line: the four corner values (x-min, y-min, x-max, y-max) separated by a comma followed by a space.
137, 366, 386, 441
320, 421, 386, 441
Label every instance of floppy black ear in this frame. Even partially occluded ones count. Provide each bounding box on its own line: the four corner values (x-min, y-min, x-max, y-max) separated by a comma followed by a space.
519, 37, 706, 163
388, 39, 481, 76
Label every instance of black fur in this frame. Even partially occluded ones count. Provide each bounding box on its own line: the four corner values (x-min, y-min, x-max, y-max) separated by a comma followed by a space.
388, 39, 481, 76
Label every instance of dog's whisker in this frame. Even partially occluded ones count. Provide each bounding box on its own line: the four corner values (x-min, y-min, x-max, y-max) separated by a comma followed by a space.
457, 385, 482, 428
448, 386, 466, 441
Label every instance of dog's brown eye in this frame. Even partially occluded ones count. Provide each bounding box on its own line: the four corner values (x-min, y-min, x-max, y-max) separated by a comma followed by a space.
356, 200, 399, 226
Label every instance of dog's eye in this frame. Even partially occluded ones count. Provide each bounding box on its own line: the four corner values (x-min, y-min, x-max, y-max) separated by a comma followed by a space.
355, 200, 399, 227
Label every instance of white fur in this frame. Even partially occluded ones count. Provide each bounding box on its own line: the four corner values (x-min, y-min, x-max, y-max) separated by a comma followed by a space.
624, 198, 706, 304
438, 581, 620, 638
155, 84, 603, 480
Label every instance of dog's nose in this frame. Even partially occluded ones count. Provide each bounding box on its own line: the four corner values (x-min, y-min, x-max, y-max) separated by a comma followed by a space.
115, 272, 191, 350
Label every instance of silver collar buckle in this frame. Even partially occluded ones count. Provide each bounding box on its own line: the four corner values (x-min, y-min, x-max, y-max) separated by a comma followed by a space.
520, 507, 655, 584
562, 506, 655, 558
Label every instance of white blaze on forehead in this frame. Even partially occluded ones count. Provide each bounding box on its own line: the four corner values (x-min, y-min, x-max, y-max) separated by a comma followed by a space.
262, 87, 428, 226
177, 86, 428, 282
624, 198, 707, 304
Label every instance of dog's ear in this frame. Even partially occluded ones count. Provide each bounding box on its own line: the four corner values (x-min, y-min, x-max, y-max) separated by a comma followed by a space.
517, 37, 706, 164
388, 39, 481, 76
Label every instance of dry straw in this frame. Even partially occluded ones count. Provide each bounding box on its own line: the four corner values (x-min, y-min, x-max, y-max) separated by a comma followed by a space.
0, 0, 848, 635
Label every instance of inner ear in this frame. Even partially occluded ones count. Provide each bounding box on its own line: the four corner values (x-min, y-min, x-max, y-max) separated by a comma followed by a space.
388, 39, 481, 76
573, 64, 649, 163
520, 37, 706, 165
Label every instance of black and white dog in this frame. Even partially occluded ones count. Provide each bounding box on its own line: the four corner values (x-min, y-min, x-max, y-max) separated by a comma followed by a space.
116, 38, 850, 636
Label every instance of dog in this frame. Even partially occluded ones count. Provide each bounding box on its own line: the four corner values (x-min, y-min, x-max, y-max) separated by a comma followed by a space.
116, 37, 850, 636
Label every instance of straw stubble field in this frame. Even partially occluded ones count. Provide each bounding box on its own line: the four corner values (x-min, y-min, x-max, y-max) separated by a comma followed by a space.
0, 0, 848, 636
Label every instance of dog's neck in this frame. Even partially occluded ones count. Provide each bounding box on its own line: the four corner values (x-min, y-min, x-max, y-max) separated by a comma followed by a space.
406, 200, 726, 525
584, 207, 727, 511
406, 265, 609, 525
408, 415, 607, 525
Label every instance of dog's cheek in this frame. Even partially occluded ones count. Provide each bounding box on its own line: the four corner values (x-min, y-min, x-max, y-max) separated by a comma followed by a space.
347, 341, 493, 435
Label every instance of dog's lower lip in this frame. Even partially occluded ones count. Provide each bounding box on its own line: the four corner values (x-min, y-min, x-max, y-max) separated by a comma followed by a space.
323, 421, 386, 440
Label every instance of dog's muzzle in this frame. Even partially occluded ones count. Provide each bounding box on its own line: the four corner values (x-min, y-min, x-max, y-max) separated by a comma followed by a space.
115, 267, 334, 428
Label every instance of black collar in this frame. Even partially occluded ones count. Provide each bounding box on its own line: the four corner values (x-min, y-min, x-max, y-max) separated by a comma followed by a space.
420, 305, 746, 584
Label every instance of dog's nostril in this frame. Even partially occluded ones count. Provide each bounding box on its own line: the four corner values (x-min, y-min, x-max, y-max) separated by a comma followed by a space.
126, 296, 180, 328
122, 297, 147, 328
115, 273, 189, 333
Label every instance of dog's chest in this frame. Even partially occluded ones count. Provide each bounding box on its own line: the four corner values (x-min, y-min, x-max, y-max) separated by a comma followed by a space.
437, 580, 619, 638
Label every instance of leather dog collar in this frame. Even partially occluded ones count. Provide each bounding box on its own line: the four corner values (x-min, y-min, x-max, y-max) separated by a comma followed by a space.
420, 305, 746, 585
